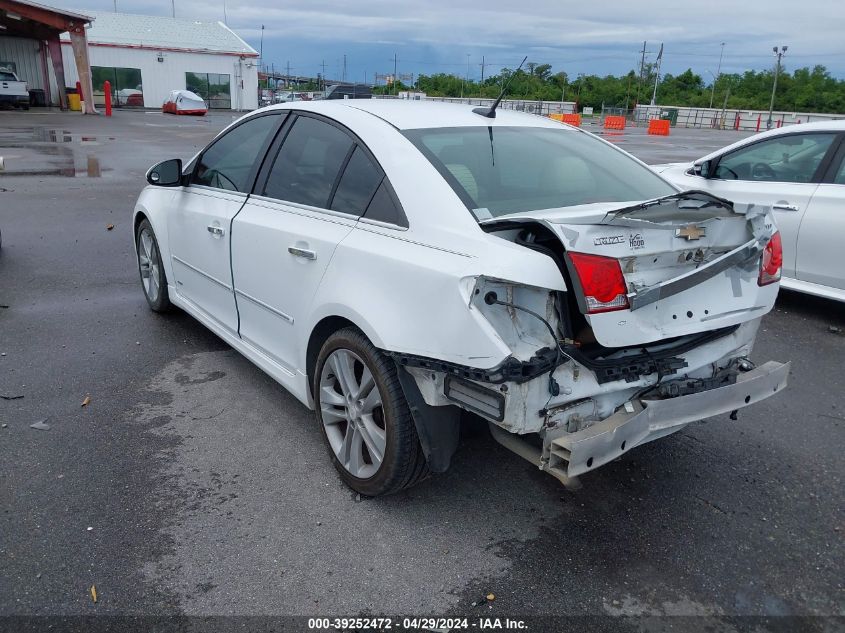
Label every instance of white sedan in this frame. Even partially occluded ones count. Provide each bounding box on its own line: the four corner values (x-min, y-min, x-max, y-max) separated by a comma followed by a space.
133, 101, 788, 496
654, 121, 845, 302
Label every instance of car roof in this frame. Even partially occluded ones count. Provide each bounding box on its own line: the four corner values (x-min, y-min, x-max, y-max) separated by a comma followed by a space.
697, 119, 845, 163
260, 99, 568, 131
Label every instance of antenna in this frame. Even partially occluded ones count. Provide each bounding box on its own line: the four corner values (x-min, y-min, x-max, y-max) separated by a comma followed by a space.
472, 56, 527, 119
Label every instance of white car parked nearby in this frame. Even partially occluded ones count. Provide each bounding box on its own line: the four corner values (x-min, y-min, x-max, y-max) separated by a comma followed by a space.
654, 121, 845, 303
133, 101, 789, 496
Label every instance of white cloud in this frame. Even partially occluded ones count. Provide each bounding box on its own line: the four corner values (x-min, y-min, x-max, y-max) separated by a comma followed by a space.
53, 0, 845, 77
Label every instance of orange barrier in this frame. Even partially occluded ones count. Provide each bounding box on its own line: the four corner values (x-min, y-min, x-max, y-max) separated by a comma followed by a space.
551, 113, 581, 127
603, 115, 626, 130
647, 119, 671, 136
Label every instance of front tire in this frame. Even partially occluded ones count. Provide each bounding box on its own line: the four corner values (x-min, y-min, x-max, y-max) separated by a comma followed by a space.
314, 328, 428, 496
136, 219, 171, 312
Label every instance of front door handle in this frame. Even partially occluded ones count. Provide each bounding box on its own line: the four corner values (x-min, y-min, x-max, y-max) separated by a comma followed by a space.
773, 203, 799, 212
207, 225, 225, 237
288, 246, 317, 260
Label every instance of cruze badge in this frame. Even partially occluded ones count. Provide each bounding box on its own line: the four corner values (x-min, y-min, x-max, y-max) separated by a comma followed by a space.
675, 225, 706, 241
594, 235, 625, 246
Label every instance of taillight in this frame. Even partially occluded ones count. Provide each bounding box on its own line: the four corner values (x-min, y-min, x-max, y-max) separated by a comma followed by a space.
568, 252, 630, 314
758, 231, 782, 286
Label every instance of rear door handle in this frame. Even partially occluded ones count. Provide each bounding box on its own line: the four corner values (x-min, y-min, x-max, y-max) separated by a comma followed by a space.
773, 203, 799, 212
207, 225, 225, 237
288, 246, 317, 260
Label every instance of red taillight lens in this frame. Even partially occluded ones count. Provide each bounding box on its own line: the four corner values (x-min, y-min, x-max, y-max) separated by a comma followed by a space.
568, 252, 630, 314
758, 231, 782, 286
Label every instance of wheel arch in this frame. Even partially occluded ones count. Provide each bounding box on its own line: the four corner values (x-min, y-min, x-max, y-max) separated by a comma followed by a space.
305, 315, 359, 400
305, 313, 461, 474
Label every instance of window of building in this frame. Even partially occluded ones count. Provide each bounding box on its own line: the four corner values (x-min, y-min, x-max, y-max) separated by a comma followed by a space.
91, 67, 143, 107
186, 72, 231, 109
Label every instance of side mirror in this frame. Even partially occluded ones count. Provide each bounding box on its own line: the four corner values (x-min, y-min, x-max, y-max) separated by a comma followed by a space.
694, 160, 713, 179
146, 158, 183, 187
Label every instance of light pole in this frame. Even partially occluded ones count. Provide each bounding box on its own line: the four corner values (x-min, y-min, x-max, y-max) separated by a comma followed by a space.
706, 69, 716, 108
767, 45, 787, 130
259, 25, 264, 75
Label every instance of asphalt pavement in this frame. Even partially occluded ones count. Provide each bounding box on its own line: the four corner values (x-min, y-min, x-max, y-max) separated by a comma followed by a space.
0, 109, 843, 632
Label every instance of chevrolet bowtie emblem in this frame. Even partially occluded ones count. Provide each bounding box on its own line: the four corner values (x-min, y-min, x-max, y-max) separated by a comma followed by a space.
675, 224, 706, 240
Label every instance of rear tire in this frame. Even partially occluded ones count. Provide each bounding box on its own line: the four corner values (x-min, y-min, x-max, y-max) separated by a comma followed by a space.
314, 327, 429, 496
135, 219, 172, 312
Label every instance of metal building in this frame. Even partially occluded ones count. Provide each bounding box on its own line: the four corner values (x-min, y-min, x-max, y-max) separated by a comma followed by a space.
0, 0, 95, 111
59, 11, 259, 111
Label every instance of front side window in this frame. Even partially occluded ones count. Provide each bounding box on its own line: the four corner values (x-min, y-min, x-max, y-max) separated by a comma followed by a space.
263, 116, 354, 208
715, 133, 835, 183
192, 115, 279, 192
833, 154, 845, 185
403, 126, 675, 218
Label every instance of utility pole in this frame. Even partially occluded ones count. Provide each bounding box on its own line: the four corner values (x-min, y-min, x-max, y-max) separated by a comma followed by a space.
113, 0, 117, 12
286, 60, 290, 89
342, 54, 347, 83
222, 0, 227, 24
767, 45, 787, 130
709, 42, 725, 108
171, 0, 175, 17
480, 55, 486, 84
463, 53, 470, 99
650, 43, 663, 106
393, 53, 398, 95
320, 60, 327, 91
636, 40, 647, 105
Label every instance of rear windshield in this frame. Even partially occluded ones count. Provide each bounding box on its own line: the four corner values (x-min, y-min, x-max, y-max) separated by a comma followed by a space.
403, 126, 675, 219
0, 71, 17, 81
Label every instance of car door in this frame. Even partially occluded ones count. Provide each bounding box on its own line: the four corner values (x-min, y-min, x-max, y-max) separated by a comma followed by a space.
231, 113, 387, 372
794, 137, 845, 291
689, 132, 838, 280
166, 112, 282, 333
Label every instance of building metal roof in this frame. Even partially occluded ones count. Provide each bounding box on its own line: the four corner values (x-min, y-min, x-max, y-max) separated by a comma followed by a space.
60, 11, 258, 57
2, 0, 91, 23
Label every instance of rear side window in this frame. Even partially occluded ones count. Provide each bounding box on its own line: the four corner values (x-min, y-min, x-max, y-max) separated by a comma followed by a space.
331, 147, 382, 215
264, 116, 353, 208
363, 183, 404, 225
192, 114, 279, 192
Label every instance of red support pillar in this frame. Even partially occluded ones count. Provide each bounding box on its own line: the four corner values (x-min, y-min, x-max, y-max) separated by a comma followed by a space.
104, 80, 112, 116
756, 114, 761, 132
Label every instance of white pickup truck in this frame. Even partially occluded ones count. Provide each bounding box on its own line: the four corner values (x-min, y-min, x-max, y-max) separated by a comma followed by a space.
0, 69, 30, 110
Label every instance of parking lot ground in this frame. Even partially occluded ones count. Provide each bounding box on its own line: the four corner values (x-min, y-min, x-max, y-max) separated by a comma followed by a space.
0, 110, 843, 630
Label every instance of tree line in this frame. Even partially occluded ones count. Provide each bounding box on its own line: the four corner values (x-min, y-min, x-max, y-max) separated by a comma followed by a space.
373, 63, 845, 114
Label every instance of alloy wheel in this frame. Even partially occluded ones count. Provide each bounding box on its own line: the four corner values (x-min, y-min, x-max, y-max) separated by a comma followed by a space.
319, 349, 387, 479
138, 227, 160, 303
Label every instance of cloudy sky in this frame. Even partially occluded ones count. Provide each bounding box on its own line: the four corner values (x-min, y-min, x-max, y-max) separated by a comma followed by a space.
55, 0, 845, 82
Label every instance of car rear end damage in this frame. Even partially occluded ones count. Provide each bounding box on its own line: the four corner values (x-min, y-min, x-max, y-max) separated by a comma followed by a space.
398, 193, 789, 485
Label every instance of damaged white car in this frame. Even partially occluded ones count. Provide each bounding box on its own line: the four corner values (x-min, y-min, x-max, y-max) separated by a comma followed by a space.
133, 100, 789, 496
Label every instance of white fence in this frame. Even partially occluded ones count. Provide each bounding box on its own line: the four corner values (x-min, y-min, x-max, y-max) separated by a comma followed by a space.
376, 94, 845, 132
634, 105, 844, 131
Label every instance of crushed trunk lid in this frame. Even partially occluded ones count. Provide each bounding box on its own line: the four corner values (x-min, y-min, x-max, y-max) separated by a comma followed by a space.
485, 192, 780, 348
